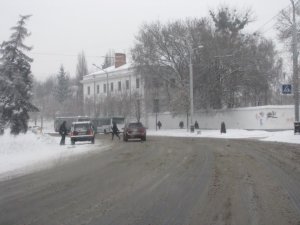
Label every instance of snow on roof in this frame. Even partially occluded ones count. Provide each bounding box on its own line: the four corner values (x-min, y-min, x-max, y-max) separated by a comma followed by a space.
72, 121, 92, 125
87, 62, 134, 77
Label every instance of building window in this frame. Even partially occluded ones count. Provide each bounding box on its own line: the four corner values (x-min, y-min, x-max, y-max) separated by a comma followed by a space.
126, 80, 129, 90
97, 85, 99, 94
118, 81, 121, 91
111, 82, 114, 92
103, 84, 106, 93
87, 86, 90, 95
136, 78, 140, 89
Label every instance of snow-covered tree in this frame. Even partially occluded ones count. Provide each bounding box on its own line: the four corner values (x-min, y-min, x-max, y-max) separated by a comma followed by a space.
54, 65, 70, 105
0, 15, 38, 135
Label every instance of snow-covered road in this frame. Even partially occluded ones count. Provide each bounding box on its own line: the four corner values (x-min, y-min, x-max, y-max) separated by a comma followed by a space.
0, 128, 299, 180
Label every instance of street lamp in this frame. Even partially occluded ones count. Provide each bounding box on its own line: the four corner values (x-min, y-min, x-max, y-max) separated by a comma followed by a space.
188, 44, 203, 132
171, 35, 203, 132
153, 98, 159, 131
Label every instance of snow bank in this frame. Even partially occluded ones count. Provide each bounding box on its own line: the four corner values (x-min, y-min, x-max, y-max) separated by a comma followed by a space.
0, 130, 108, 180
147, 129, 300, 144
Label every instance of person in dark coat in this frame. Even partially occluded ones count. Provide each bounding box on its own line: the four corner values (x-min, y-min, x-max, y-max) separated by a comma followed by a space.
194, 121, 199, 129
111, 122, 120, 140
59, 121, 67, 145
179, 121, 184, 129
221, 121, 226, 134
157, 121, 162, 130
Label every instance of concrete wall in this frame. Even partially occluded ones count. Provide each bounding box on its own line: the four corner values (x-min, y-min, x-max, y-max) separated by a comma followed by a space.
145, 105, 297, 130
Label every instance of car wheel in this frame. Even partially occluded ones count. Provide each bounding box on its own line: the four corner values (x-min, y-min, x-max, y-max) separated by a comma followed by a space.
71, 139, 75, 145
141, 136, 146, 141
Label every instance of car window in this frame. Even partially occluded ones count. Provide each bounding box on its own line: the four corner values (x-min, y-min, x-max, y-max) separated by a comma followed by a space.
112, 117, 125, 124
99, 119, 110, 125
128, 123, 143, 128
74, 123, 90, 131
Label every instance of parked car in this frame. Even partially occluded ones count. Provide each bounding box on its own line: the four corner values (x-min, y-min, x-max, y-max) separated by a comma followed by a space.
54, 116, 90, 133
123, 122, 146, 141
70, 121, 95, 145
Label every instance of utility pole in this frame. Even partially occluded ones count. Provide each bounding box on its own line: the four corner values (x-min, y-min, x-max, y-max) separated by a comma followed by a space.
188, 44, 203, 132
93, 74, 96, 117
189, 45, 194, 132
291, 0, 299, 122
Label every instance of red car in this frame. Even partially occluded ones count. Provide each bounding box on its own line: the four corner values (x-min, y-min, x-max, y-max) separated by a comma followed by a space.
70, 121, 95, 145
123, 122, 146, 141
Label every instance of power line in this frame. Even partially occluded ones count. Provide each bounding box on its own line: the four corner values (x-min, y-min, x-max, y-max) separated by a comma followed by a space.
254, 2, 294, 34
29, 52, 108, 58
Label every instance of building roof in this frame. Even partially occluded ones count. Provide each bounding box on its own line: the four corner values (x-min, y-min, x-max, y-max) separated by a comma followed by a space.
82, 62, 136, 84
86, 62, 134, 78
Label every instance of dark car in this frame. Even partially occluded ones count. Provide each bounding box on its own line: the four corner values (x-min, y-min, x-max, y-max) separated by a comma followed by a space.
70, 121, 95, 145
123, 122, 146, 142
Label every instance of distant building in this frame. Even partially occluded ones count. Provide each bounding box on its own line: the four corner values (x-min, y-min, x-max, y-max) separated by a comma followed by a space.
82, 53, 145, 120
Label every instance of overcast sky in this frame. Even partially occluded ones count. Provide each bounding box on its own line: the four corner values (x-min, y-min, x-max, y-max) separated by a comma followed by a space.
0, 0, 290, 81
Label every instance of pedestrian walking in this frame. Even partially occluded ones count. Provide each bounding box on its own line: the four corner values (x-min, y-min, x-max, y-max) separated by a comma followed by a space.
59, 121, 67, 145
221, 121, 226, 134
111, 122, 120, 140
157, 121, 162, 130
179, 121, 184, 129
194, 121, 199, 129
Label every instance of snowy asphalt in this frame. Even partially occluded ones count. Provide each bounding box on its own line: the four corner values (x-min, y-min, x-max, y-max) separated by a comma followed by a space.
0, 135, 299, 225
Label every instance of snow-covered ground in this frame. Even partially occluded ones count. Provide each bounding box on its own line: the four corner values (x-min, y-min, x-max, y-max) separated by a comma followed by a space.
0, 127, 299, 181
148, 129, 300, 145
0, 129, 110, 181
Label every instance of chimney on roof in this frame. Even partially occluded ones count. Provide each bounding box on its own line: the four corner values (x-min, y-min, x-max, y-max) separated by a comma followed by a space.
115, 53, 126, 68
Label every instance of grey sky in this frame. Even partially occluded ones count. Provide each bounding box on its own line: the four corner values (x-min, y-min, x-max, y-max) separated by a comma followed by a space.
0, 0, 289, 81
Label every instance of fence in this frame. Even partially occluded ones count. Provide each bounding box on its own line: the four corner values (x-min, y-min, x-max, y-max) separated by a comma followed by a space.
145, 105, 297, 130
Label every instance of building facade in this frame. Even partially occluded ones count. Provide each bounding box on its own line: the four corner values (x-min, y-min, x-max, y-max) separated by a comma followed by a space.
82, 53, 145, 121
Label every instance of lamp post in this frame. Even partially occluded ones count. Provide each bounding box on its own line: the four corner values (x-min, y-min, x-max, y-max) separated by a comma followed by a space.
153, 98, 159, 131
188, 44, 203, 132
92, 63, 109, 116
291, 0, 299, 124
93, 74, 96, 117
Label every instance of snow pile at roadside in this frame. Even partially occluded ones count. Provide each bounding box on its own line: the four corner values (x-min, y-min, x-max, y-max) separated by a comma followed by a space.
147, 129, 300, 144
0, 130, 108, 180
259, 130, 300, 144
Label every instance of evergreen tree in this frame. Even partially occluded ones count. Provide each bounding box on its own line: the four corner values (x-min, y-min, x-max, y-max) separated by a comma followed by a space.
0, 15, 38, 135
54, 65, 70, 104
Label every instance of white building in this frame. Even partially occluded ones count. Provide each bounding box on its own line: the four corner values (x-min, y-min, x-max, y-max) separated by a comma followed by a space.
82, 53, 145, 120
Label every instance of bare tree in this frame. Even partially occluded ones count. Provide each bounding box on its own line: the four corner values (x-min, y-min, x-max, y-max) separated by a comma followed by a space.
132, 6, 283, 113
102, 49, 115, 69
275, 1, 300, 43
132, 19, 205, 115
